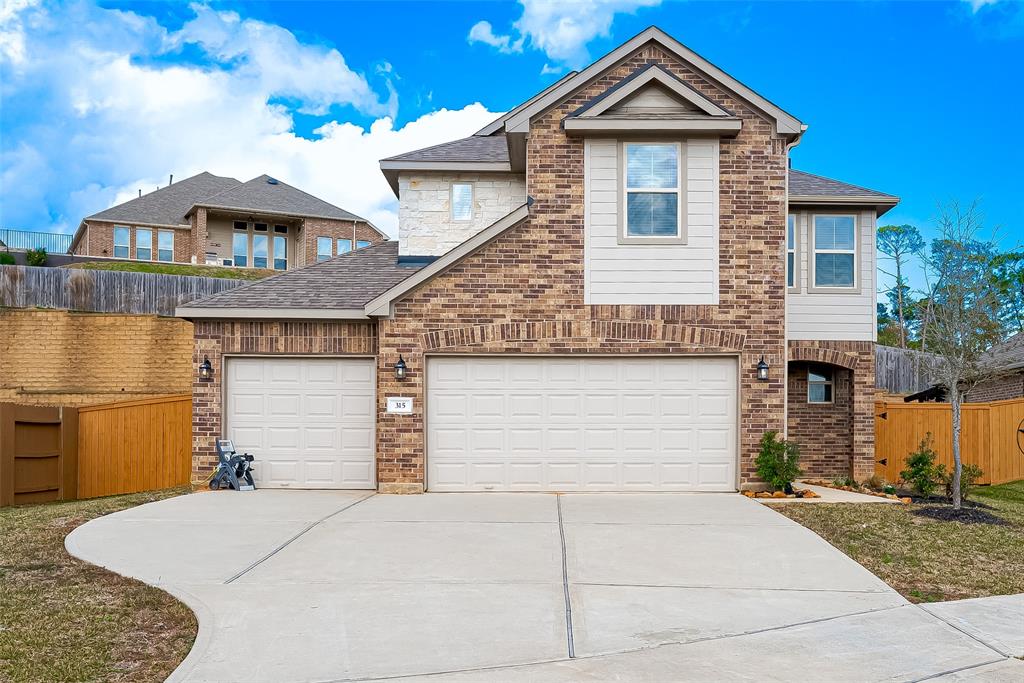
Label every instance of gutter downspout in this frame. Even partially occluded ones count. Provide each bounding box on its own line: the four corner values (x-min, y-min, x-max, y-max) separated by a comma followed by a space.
782, 125, 808, 442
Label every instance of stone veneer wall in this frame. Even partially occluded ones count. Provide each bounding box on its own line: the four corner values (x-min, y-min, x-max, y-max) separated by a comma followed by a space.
397, 172, 528, 256
0, 309, 192, 406
191, 320, 378, 481
374, 43, 790, 492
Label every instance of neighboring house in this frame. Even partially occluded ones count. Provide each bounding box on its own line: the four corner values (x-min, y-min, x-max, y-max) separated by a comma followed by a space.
70, 172, 385, 270
967, 333, 1024, 402
179, 27, 898, 492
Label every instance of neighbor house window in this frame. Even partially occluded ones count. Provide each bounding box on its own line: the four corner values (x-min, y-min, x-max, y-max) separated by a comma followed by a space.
813, 215, 856, 288
337, 238, 352, 254
254, 223, 268, 232
252, 234, 268, 269
356, 240, 371, 249
157, 230, 173, 262
233, 221, 247, 231
787, 215, 796, 288
808, 367, 834, 404
316, 236, 332, 262
273, 235, 287, 271
451, 182, 473, 221
113, 227, 130, 258
623, 142, 681, 239
135, 229, 152, 261
232, 233, 248, 267
273, 224, 288, 234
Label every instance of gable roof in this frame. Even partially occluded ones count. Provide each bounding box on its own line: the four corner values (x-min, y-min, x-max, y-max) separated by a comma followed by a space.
569, 64, 734, 119
85, 172, 241, 227
984, 332, 1024, 371
191, 174, 369, 224
789, 170, 895, 199
379, 136, 511, 195
487, 26, 804, 138
177, 241, 421, 319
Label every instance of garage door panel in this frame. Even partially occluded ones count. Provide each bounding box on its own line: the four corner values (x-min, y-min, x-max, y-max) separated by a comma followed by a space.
427, 357, 736, 492
226, 358, 375, 490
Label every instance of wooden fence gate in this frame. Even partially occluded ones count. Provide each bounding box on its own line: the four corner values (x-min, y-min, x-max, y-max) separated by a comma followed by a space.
875, 398, 1024, 485
0, 394, 191, 507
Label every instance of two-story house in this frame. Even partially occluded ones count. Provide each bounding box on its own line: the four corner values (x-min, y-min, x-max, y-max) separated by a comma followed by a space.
70, 172, 385, 270
179, 27, 898, 493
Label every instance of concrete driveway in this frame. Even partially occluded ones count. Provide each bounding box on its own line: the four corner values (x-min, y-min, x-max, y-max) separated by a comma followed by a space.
66, 491, 1022, 682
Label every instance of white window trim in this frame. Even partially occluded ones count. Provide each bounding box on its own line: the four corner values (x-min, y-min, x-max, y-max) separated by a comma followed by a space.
807, 367, 834, 404
786, 213, 800, 292
316, 235, 333, 262
251, 233, 269, 269
337, 238, 353, 255
157, 229, 174, 262
618, 140, 687, 245
232, 232, 249, 268
273, 235, 288, 271
135, 228, 152, 261
113, 226, 131, 259
809, 213, 859, 293
450, 182, 474, 222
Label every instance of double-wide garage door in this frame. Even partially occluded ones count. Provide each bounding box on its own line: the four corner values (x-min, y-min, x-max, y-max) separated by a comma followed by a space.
226, 357, 375, 489
427, 356, 738, 492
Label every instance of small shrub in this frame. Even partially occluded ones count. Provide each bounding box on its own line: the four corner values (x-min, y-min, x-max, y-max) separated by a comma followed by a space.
862, 474, 888, 491
832, 476, 858, 489
25, 247, 47, 267
935, 462, 984, 502
755, 431, 802, 491
0, 252, 14, 265
900, 434, 941, 498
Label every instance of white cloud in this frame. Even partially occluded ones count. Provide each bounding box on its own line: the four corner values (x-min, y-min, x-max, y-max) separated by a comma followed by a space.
965, 0, 999, 11
467, 20, 523, 54
470, 0, 661, 70
0, 2, 500, 238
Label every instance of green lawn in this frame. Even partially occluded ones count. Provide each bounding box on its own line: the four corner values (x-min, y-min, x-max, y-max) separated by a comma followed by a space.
773, 480, 1024, 603
65, 261, 276, 280
0, 489, 197, 682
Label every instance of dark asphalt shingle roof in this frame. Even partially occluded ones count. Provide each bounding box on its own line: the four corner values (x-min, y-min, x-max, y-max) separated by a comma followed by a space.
185, 241, 421, 310
195, 174, 367, 222
789, 169, 895, 199
86, 172, 241, 225
381, 136, 510, 164
985, 332, 1024, 370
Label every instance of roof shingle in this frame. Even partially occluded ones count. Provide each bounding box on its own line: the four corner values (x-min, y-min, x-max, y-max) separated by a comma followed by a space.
184, 241, 422, 311
789, 169, 895, 199
194, 175, 367, 222
381, 136, 510, 164
86, 172, 241, 226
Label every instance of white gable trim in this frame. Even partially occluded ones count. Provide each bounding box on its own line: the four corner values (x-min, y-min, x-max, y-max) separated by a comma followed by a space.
364, 203, 530, 317
575, 65, 732, 119
501, 26, 803, 136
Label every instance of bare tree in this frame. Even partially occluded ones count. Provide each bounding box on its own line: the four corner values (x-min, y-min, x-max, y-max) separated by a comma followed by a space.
878, 224, 924, 348
919, 201, 1004, 509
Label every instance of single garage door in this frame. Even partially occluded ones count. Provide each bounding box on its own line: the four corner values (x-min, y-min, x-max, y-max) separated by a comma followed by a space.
226, 357, 375, 489
427, 356, 737, 492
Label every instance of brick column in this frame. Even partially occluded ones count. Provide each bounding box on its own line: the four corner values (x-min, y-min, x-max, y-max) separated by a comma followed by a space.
190, 208, 208, 265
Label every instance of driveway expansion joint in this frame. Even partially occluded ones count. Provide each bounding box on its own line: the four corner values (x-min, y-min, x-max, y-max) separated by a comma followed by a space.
223, 492, 376, 584
915, 603, 1014, 658
555, 494, 576, 659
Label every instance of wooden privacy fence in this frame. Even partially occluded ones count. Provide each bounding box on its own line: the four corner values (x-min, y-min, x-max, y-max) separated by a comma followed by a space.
875, 398, 1024, 485
875, 345, 939, 395
0, 394, 191, 507
0, 264, 245, 316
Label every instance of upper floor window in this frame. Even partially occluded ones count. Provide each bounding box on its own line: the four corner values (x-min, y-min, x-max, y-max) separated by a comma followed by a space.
135, 229, 152, 261
316, 236, 332, 262
274, 235, 287, 271
813, 215, 856, 288
623, 142, 681, 239
232, 233, 248, 267
451, 183, 473, 221
356, 240, 371, 249
252, 234, 268, 269
787, 215, 796, 288
157, 230, 173, 262
274, 224, 288, 234
113, 227, 130, 258
808, 367, 834, 403
233, 221, 247, 231
337, 238, 352, 254
254, 223, 268, 232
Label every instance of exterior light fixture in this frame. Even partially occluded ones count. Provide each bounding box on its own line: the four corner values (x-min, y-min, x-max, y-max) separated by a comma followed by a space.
756, 356, 769, 382
394, 355, 408, 381
198, 355, 213, 380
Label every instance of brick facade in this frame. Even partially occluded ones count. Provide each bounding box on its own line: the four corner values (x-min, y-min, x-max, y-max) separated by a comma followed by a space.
190, 320, 377, 480
74, 220, 193, 263
966, 373, 1024, 402
0, 309, 192, 406
298, 219, 384, 267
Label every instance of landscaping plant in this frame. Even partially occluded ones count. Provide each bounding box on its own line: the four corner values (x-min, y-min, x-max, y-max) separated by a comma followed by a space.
755, 431, 802, 492
936, 463, 984, 503
0, 251, 14, 265
25, 246, 47, 266
900, 434, 941, 499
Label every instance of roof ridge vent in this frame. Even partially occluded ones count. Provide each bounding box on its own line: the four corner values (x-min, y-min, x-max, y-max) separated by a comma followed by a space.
266, 177, 279, 185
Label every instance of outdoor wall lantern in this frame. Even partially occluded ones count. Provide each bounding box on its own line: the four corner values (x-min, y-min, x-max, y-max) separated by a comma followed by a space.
756, 356, 770, 382
198, 355, 213, 380
394, 355, 408, 381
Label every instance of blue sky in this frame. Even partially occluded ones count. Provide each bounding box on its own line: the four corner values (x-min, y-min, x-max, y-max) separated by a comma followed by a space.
1, 0, 1021, 251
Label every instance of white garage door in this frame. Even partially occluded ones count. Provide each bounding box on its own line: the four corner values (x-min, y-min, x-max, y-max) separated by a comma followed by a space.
427, 356, 737, 492
226, 357, 375, 489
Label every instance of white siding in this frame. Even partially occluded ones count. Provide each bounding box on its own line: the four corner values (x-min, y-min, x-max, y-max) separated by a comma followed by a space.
584, 138, 720, 305
786, 209, 877, 341
398, 172, 527, 256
